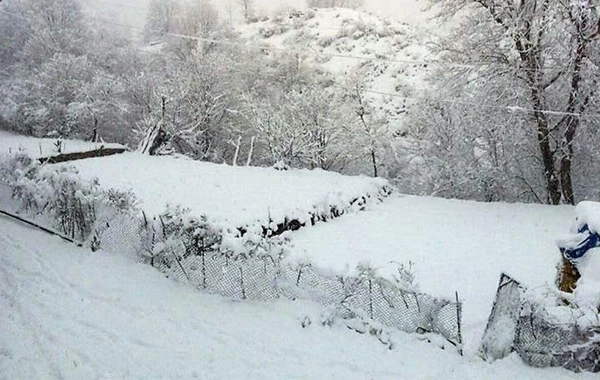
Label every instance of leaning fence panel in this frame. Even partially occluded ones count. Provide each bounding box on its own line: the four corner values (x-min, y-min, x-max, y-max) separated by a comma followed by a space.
480, 272, 600, 372
480, 273, 524, 361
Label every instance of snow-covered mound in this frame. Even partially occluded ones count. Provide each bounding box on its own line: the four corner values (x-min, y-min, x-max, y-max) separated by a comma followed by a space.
288, 194, 573, 350
61, 152, 391, 229
0, 130, 125, 159
1, 214, 592, 379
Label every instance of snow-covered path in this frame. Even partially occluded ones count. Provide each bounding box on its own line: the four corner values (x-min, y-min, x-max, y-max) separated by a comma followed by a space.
0, 214, 594, 379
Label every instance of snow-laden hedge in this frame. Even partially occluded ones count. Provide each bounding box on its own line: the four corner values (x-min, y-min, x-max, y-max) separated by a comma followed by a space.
2, 153, 106, 241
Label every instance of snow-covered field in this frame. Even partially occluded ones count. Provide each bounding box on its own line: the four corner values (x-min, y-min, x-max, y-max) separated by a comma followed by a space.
1, 214, 593, 380
60, 152, 390, 228
0, 130, 125, 159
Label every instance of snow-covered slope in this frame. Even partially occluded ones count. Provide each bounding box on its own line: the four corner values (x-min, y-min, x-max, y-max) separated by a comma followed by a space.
0, 214, 592, 379
84, 0, 437, 30
288, 195, 574, 351
234, 7, 435, 131
84, 1, 446, 132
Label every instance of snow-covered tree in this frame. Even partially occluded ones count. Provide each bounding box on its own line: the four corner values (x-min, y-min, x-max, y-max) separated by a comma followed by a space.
0, 0, 137, 142
144, 0, 179, 41
415, 0, 600, 204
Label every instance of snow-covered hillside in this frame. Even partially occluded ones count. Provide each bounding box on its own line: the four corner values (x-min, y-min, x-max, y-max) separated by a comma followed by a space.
84, 1, 445, 132
233, 7, 434, 129
84, 0, 437, 30
1, 214, 592, 380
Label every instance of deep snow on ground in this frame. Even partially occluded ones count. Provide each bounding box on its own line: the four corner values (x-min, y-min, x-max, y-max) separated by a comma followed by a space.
0, 133, 579, 358
288, 194, 574, 351
0, 130, 124, 159
62, 152, 389, 228
0, 214, 594, 380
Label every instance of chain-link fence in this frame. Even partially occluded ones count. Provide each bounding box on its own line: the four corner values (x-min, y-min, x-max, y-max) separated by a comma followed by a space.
480, 273, 600, 372
0, 172, 463, 351
84, 201, 464, 349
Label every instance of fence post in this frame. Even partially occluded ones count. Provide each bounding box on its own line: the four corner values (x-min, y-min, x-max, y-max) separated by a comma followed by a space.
456, 291, 463, 356
201, 250, 207, 289
369, 279, 374, 320
296, 264, 304, 286
239, 266, 246, 300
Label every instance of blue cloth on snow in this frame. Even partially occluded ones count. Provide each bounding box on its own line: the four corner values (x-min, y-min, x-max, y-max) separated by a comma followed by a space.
560, 224, 600, 262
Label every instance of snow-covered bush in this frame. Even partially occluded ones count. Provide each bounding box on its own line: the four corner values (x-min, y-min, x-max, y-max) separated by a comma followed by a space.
258, 24, 290, 38
0, 153, 139, 242
0, 154, 100, 240
145, 205, 290, 265
42, 166, 100, 240
306, 0, 364, 9
141, 205, 221, 267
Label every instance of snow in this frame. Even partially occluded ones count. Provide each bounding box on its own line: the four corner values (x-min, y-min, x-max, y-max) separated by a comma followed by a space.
574, 201, 600, 234
59, 152, 390, 228
287, 194, 574, 351
0, 130, 125, 159
574, 249, 600, 308
0, 213, 594, 380
481, 314, 518, 361
87, 0, 438, 29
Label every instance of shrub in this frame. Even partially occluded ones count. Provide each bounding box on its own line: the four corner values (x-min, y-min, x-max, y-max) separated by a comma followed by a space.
306, 0, 364, 9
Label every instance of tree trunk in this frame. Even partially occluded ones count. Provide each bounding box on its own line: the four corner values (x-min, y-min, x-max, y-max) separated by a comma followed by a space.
557, 23, 588, 206
524, 69, 562, 205
371, 148, 378, 177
